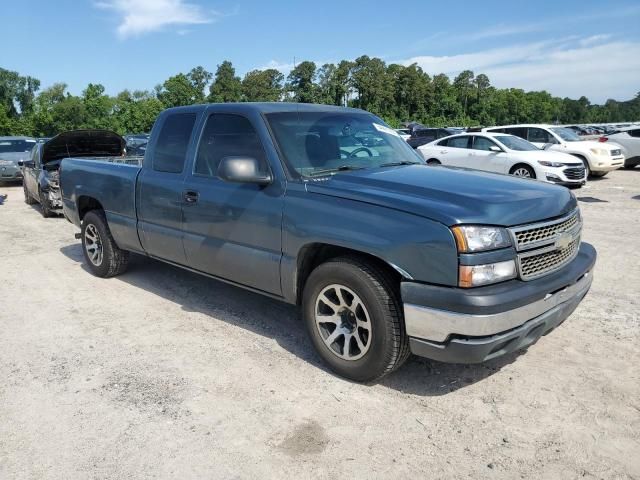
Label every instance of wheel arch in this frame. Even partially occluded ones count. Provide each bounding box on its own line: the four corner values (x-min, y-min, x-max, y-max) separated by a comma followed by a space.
77, 195, 105, 221
295, 243, 403, 305
509, 162, 536, 178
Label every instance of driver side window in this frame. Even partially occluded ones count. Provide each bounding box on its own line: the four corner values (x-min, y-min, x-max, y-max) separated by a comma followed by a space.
472, 136, 498, 151
194, 114, 268, 177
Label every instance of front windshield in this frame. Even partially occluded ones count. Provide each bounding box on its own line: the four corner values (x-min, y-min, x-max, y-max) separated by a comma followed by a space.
550, 127, 581, 142
266, 112, 423, 177
495, 135, 539, 151
0, 139, 36, 153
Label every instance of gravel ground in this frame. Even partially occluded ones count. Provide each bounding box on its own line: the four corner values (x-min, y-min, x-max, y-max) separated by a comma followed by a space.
0, 170, 639, 479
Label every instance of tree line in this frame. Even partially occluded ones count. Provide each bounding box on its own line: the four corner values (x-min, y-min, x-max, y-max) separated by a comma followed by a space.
1, 56, 639, 137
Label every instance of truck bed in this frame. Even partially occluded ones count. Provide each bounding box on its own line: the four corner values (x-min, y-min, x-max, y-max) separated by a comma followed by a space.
60, 156, 143, 252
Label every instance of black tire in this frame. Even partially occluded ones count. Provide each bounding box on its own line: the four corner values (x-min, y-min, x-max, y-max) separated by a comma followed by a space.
81, 210, 129, 278
23, 182, 36, 205
39, 188, 54, 217
509, 164, 536, 179
426, 159, 441, 166
590, 171, 607, 177
302, 256, 410, 382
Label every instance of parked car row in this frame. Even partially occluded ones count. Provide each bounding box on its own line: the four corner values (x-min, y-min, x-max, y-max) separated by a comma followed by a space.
400, 120, 638, 186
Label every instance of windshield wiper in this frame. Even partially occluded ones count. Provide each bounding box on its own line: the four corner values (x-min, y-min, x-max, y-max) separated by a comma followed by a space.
379, 161, 421, 168
308, 165, 366, 177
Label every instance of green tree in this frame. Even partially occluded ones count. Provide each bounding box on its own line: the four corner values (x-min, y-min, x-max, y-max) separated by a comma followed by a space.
287, 61, 318, 103
208, 61, 242, 103
351, 56, 393, 118
241, 69, 283, 102
82, 83, 113, 129
158, 73, 202, 108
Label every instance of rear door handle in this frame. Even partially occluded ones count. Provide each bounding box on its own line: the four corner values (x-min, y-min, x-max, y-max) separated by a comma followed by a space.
183, 190, 199, 204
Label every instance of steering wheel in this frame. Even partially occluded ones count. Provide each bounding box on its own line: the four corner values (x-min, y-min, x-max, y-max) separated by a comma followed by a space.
346, 147, 373, 158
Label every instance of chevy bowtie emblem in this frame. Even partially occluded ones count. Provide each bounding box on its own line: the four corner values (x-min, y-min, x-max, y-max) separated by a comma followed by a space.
555, 232, 573, 250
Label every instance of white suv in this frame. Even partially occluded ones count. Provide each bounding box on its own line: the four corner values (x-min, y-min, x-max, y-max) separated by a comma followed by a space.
483, 124, 625, 177
417, 132, 587, 187
601, 127, 640, 169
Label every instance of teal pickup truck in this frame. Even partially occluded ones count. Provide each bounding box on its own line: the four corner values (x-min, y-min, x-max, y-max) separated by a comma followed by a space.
60, 103, 596, 381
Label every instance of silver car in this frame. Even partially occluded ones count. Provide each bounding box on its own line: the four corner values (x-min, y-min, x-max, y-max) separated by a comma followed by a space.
0, 137, 36, 183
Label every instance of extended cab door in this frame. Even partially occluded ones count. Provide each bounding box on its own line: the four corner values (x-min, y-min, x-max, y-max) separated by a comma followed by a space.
137, 111, 199, 265
180, 111, 284, 296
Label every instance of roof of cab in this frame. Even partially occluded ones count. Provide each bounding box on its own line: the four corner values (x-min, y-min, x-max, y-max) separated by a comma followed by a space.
162, 102, 367, 115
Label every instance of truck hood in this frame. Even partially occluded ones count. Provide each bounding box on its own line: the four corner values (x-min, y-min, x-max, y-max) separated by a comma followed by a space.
306, 165, 577, 227
42, 129, 125, 166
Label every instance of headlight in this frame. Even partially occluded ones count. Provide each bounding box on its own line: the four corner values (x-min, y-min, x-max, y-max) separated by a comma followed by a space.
451, 225, 511, 253
459, 260, 517, 287
589, 148, 608, 156
538, 160, 564, 167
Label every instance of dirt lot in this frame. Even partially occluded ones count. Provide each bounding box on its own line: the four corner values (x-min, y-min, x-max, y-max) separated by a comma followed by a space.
0, 170, 639, 479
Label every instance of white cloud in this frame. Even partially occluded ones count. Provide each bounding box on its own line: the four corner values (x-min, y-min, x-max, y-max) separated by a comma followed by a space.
259, 60, 296, 74
396, 37, 640, 103
96, 0, 217, 38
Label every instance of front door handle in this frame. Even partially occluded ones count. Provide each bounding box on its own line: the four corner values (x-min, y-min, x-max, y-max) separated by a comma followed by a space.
183, 190, 199, 204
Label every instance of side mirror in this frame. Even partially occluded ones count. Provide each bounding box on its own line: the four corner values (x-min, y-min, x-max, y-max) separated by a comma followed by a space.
488, 146, 502, 153
18, 160, 35, 168
542, 143, 553, 150
217, 156, 272, 186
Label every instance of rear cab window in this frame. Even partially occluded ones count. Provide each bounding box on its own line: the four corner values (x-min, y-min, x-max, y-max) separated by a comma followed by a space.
153, 113, 197, 173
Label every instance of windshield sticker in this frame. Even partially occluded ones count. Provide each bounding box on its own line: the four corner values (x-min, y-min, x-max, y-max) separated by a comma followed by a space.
373, 123, 400, 137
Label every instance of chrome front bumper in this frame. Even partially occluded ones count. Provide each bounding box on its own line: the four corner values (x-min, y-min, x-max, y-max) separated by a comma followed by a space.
404, 270, 592, 344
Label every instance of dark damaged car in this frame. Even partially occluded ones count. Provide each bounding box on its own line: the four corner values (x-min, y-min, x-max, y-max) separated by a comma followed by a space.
21, 130, 126, 217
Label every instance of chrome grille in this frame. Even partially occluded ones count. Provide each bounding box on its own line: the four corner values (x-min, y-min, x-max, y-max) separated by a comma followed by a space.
518, 237, 580, 280
509, 209, 582, 281
512, 210, 580, 250
564, 166, 585, 180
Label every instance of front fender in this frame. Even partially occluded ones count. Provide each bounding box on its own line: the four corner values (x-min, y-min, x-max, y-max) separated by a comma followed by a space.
282, 184, 459, 301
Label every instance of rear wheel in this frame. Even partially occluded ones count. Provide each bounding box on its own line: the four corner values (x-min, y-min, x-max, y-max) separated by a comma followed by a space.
23, 182, 36, 205
510, 164, 536, 179
81, 210, 129, 278
302, 256, 409, 382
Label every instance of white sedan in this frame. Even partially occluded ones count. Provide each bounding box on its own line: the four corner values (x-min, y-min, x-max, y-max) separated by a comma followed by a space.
417, 132, 587, 187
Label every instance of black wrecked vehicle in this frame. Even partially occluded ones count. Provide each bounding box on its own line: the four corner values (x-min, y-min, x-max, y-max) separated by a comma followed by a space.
20, 130, 126, 217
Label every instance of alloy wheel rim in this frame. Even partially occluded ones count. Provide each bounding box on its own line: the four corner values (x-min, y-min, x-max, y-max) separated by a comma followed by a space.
314, 284, 372, 361
84, 224, 103, 266
513, 168, 531, 177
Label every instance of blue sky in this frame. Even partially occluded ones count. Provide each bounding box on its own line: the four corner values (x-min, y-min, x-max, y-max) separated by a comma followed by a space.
3, 0, 640, 103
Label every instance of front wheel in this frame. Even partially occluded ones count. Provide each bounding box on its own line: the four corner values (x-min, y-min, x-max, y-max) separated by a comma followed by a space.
302, 256, 410, 382
510, 164, 536, 179
39, 189, 54, 217
23, 182, 36, 205
81, 210, 129, 278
